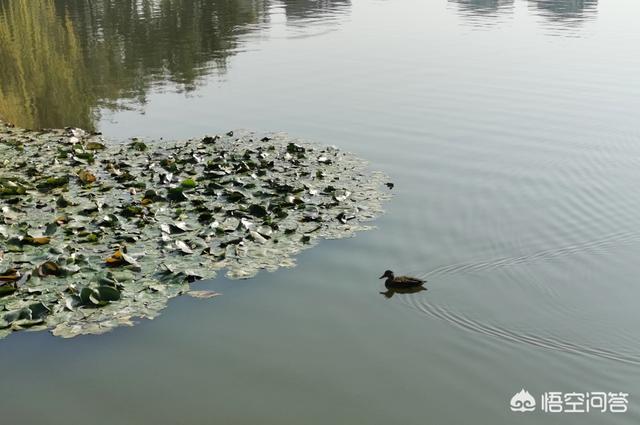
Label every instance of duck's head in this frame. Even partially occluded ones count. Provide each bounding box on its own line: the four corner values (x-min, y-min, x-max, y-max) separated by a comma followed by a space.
379, 270, 394, 279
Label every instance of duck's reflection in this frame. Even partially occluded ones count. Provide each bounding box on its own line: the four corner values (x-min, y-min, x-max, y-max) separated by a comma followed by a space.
380, 286, 427, 299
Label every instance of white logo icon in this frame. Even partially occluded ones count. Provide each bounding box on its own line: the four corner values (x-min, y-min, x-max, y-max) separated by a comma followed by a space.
510, 388, 536, 412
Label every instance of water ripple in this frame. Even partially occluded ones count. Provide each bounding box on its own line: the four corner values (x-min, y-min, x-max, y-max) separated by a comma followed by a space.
402, 296, 640, 365
425, 230, 640, 278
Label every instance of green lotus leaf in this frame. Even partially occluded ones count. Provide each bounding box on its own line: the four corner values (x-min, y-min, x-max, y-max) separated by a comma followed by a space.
96, 286, 121, 302
226, 190, 245, 203
247, 204, 268, 218
167, 187, 188, 202
28, 302, 50, 320
85, 141, 106, 151
181, 178, 197, 189
64, 295, 81, 311
0, 284, 17, 298
36, 176, 69, 191
175, 240, 194, 255
129, 140, 148, 151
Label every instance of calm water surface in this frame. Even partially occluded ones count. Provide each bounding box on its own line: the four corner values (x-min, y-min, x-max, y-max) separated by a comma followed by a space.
2, 0, 640, 423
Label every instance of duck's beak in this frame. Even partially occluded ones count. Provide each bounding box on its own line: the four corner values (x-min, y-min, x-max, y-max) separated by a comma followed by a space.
379, 274, 385, 279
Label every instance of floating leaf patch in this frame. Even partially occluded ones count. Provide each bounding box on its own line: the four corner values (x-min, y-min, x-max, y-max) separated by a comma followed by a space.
187, 290, 221, 299
0, 121, 389, 339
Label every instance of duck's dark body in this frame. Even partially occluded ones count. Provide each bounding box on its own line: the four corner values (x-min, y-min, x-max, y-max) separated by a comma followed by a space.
379, 270, 426, 289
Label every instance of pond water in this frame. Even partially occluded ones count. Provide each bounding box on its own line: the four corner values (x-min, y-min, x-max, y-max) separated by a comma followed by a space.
2, 0, 640, 423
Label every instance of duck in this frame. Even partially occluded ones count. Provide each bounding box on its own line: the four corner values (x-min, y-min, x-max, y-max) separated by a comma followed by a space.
379, 270, 426, 289
378, 270, 427, 299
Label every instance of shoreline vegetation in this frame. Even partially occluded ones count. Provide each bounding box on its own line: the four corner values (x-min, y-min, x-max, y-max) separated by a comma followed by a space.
0, 121, 389, 339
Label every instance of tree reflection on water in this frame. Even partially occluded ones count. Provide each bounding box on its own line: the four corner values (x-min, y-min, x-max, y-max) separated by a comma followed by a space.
0, 0, 351, 130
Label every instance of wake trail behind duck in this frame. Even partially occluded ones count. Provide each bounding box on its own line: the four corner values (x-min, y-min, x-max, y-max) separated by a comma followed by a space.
400, 296, 640, 366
